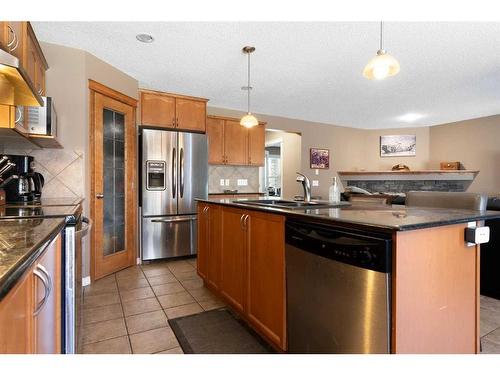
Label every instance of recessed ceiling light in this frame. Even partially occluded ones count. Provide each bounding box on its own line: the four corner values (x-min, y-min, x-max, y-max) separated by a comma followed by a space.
397, 113, 426, 123
136, 33, 154, 43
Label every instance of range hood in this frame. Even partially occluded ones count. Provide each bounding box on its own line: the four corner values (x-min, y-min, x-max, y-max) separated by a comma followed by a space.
0, 48, 43, 107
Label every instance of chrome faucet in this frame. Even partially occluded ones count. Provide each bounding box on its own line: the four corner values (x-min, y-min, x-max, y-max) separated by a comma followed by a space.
296, 172, 311, 202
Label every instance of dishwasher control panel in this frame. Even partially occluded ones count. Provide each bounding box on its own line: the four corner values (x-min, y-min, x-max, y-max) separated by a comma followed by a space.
286, 220, 392, 273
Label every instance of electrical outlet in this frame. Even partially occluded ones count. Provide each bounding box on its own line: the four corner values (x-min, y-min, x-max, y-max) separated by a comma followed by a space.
220, 179, 225, 186
237, 179, 248, 186
312, 180, 319, 187
225, 179, 230, 186
315, 169, 319, 176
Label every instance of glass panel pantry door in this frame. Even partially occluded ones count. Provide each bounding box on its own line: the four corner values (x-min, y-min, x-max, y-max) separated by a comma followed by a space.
91, 89, 137, 280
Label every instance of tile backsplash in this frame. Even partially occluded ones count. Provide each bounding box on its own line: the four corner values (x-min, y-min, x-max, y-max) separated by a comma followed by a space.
2, 147, 84, 199
209, 165, 261, 193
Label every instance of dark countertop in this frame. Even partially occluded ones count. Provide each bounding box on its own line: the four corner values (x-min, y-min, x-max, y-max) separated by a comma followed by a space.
209, 192, 265, 195
6, 197, 84, 207
197, 198, 500, 232
0, 217, 66, 300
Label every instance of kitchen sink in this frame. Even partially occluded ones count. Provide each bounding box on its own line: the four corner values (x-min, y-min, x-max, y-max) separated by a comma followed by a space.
237, 199, 348, 210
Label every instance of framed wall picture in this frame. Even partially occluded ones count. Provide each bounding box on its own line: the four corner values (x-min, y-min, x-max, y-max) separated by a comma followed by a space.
310, 148, 330, 169
380, 135, 416, 157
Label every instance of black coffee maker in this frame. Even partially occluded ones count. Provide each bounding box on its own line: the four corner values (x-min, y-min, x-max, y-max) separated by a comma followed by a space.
0, 155, 45, 203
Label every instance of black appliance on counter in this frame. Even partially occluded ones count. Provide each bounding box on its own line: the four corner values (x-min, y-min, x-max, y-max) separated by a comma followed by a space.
480, 197, 500, 299
1, 154, 44, 203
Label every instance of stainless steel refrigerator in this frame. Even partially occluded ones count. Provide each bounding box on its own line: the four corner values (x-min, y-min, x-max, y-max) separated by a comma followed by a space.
140, 128, 208, 260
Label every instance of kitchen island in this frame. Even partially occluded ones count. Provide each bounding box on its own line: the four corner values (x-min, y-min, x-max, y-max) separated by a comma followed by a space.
195, 197, 500, 354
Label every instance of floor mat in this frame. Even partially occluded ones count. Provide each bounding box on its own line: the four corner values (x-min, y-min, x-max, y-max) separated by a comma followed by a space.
168, 308, 276, 354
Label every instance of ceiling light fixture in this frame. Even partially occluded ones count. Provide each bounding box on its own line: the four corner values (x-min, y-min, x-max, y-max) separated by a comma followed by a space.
398, 113, 426, 123
136, 33, 154, 43
363, 22, 400, 80
240, 46, 259, 128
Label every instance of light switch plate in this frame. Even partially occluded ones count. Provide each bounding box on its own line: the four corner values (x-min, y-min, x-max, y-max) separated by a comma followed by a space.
225, 179, 230, 186
312, 180, 319, 187
220, 179, 225, 186
315, 169, 319, 175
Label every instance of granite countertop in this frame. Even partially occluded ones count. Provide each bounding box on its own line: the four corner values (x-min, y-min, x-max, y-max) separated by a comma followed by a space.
6, 197, 84, 207
0, 217, 66, 300
208, 192, 265, 195
197, 197, 500, 232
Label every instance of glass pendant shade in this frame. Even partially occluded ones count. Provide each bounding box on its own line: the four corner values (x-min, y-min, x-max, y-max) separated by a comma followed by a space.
240, 113, 259, 128
363, 49, 400, 80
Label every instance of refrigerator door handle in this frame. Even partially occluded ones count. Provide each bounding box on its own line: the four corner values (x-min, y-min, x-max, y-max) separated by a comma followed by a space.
172, 147, 176, 199
180, 147, 184, 198
151, 215, 197, 224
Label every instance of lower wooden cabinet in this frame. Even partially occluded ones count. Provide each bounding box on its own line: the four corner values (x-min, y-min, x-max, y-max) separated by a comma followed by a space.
0, 233, 62, 354
219, 207, 248, 314
197, 203, 286, 350
33, 234, 62, 354
0, 268, 33, 353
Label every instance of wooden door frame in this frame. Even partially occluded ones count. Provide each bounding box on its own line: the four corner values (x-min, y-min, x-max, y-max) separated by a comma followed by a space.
89, 80, 138, 281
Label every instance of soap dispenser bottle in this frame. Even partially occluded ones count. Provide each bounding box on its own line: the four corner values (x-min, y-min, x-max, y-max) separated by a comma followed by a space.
329, 176, 340, 202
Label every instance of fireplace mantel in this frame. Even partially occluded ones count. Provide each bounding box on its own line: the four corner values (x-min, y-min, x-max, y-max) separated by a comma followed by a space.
338, 170, 479, 192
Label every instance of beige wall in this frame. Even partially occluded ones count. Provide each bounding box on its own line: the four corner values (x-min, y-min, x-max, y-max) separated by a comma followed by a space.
30, 42, 138, 278
265, 130, 302, 198
208, 106, 430, 198
429, 115, 500, 195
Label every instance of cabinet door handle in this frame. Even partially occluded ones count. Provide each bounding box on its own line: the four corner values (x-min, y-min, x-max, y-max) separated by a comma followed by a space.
14, 107, 23, 124
96, 193, 104, 199
37, 264, 52, 298
243, 214, 249, 229
33, 266, 51, 316
240, 214, 245, 230
7, 25, 19, 52
176, 117, 179, 128
171, 118, 175, 128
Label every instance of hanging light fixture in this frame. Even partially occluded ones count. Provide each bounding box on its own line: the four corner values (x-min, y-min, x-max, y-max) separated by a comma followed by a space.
363, 22, 400, 80
240, 46, 259, 128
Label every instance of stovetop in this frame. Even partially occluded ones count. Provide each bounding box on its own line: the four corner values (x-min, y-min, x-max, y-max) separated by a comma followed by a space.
0, 205, 82, 220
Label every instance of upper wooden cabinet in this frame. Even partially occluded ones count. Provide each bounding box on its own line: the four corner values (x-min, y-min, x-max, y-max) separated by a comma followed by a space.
207, 117, 224, 164
206, 115, 266, 166
140, 90, 208, 132
0, 22, 48, 95
248, 124, 266, 166
224, 120, 249, 165
0, 22, 24, 61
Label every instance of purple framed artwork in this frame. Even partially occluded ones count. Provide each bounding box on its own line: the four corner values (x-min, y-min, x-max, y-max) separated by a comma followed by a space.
310, 148, 330, 169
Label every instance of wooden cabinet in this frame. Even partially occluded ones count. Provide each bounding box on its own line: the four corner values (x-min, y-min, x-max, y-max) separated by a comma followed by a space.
206, 115, 266, 166
219, 207, 248, 313
24, 23, 48, 97
224, 120, 249, 165
33, 235, 62, 354
197, 203, 286, 350
207, 117, 224, 164
0, 233, 62, 354
248, 124, 265, 166
0, 22, 24, 61
140, 91, 176, 128
140, 90, 208, 132
246, 211, 286, 349
0, 269, 33, 353
176, 98, 206, 132
197, 202, 222, 291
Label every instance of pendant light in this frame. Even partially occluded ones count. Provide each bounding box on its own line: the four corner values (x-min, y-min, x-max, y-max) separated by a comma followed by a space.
363, 22, 400, 80
240, 46, 259, 128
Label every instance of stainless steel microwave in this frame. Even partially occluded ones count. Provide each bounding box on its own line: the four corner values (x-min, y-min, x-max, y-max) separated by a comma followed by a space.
25, 96, 57, 137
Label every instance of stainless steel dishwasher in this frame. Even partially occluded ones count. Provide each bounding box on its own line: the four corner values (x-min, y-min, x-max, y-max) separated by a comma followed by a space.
285, 219, 392, 353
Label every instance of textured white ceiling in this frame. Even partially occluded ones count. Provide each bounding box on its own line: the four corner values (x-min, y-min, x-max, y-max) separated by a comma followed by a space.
32, 22, 500, 129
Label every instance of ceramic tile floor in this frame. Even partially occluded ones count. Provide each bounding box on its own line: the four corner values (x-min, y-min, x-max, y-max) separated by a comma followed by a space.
480, 295, 500, 354
81, 258, 500, 354
80, 257, 225, 354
